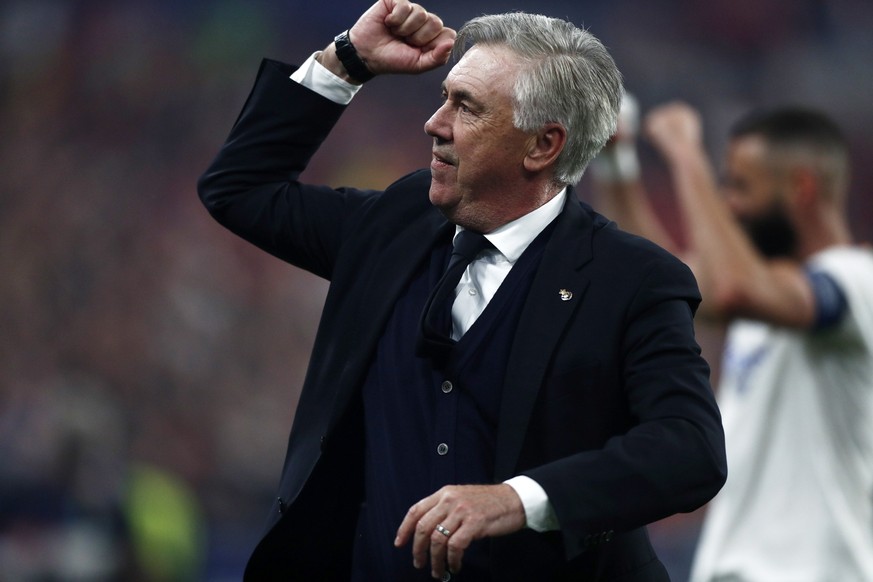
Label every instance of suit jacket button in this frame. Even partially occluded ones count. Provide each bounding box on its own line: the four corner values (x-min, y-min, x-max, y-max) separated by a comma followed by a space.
320, 435, 326, 451
277, 497, 286, 515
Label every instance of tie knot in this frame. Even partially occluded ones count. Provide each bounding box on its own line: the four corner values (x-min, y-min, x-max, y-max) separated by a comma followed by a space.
452, 230, 492, 262
417, 229, 493, 360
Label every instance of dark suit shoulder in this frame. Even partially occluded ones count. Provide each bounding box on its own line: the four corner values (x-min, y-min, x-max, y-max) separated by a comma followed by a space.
386, 168, 433, 192
346, 169, 442, 234
579, 200, 691, 274
327, 169, 446, 267
569, 200, 701, 311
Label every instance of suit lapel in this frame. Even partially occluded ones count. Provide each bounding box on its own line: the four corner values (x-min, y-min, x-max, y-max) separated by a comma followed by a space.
494, 195, 597, 480
323, 188, 603, 476
327, 205, 452, 431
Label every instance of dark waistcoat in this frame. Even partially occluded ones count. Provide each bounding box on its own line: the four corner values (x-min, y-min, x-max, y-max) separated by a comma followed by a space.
351, 226, 551, 581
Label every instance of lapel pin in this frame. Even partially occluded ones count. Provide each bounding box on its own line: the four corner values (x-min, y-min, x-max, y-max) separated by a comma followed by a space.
559, 289, 573, 301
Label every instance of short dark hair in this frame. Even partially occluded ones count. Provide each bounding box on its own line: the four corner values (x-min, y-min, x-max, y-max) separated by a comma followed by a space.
730, 107, 850, 200
730, 107, 847, 152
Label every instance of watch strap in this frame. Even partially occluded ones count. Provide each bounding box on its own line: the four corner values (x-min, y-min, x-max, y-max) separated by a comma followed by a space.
333, 29, 375, 83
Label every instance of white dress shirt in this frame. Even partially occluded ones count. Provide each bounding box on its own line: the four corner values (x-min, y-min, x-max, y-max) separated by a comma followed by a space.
451, 191, 565, 339
290, 52, 560, 532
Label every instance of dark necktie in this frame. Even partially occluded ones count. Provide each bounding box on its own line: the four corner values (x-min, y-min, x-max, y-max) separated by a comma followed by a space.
417, 230, 494, 358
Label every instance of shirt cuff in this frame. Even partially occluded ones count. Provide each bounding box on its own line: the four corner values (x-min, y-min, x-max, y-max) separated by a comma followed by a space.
289, 51, 361, 105
504, 475, 560, 532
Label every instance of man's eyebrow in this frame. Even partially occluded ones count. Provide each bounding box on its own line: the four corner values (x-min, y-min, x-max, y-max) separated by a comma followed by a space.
440, 83, 484, 109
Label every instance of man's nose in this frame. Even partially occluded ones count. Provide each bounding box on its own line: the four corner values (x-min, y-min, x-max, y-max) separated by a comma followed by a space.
424, 104, 450, 140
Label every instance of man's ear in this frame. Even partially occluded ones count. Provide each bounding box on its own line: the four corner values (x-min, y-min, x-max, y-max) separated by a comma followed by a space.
524, 123, 567, 173
789, 166, 821, 208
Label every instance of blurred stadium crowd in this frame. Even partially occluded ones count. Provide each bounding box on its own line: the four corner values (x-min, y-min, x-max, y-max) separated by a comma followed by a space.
1, 0, 870, 579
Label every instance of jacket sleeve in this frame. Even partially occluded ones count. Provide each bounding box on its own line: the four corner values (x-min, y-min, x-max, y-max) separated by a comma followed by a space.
523, 250, 727, 559
197, 59, 377, 280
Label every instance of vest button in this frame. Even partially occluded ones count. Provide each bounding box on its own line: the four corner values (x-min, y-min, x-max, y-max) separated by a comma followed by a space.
441, 380, 453, 393
437, 443, 449, 455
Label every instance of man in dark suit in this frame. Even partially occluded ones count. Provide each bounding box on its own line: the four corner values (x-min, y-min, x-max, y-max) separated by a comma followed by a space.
198, 1, 727, 579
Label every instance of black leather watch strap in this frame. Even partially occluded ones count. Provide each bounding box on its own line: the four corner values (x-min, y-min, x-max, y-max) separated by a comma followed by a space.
333, 30, 375, 83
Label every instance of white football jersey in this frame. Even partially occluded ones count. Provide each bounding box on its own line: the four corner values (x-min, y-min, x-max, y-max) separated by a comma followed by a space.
691, 246, 873, 582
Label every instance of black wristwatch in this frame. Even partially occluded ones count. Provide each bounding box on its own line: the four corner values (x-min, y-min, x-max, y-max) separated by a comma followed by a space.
334, 30, 375, 83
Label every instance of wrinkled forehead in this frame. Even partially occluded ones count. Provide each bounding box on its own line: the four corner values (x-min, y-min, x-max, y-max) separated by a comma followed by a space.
445, 45, 520, 93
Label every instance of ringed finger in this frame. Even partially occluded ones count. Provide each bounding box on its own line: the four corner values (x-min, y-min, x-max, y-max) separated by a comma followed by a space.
429, 522, 453, 579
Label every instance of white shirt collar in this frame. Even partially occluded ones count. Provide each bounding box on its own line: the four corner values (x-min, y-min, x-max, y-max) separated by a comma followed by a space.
454, 188, 567, 263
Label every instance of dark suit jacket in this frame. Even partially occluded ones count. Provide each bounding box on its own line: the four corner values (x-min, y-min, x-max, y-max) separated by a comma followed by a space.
199, 59, 727, 581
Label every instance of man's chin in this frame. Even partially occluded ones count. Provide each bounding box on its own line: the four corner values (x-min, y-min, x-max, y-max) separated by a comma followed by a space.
428, 185, 457, 210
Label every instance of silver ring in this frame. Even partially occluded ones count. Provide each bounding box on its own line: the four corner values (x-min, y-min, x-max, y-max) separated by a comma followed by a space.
435, 523, 451, 537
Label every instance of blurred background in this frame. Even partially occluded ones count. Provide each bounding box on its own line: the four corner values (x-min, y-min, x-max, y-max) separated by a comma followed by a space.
1, 0, 871, 579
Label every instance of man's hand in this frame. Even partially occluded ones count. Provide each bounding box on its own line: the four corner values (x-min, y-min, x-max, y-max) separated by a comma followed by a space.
612, 91, 640, 145
320, 0, 456, 82
643, 101, 704, 164
592, 92, 641, 184
394, 484, 526, 579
